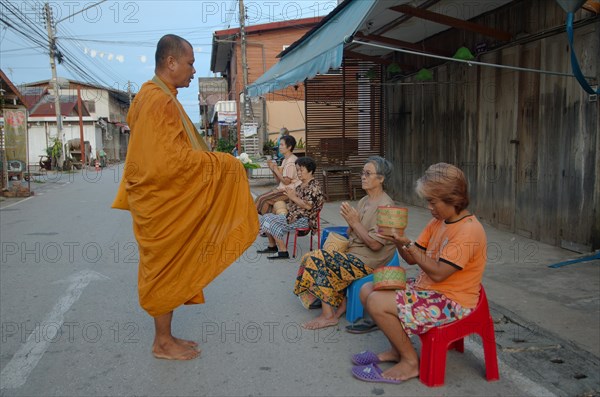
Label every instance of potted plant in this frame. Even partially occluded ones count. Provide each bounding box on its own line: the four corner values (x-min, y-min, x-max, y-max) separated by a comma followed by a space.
263, 139, 276, 157
215, 138, 236, 154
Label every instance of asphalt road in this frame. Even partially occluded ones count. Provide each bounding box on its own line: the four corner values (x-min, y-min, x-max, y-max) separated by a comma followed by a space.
0, 166, 597, 396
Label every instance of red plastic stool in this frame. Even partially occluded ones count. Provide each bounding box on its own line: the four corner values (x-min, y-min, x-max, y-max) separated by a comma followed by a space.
418, 285, 499, 387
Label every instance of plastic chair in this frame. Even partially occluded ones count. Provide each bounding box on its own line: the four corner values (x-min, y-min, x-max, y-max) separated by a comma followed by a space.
418, 285, 499, 387
345, 250, 400, 323
286, 211, 321, 258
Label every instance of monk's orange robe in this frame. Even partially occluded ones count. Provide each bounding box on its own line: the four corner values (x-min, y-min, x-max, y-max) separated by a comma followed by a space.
112, 76, 259, 317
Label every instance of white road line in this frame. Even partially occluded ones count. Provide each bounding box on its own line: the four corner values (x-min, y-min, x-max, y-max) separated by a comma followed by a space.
465, 339, 558, 397
0, 196, 35, 209
0, 270, 110, 390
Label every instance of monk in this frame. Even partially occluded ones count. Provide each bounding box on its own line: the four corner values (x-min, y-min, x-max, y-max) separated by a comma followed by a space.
112, 34, 259, 360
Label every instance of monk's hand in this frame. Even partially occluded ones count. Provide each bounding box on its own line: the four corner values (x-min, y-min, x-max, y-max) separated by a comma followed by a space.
267, 160, 275, 170
340, 201, 360, 226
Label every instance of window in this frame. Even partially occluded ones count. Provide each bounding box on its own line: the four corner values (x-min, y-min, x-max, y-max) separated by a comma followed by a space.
84, 100, 96, 113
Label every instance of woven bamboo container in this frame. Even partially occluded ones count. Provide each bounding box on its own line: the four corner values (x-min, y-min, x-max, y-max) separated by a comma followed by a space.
273, 200, 288, 215
373, 266, 406, 291
376, 206, 408, 236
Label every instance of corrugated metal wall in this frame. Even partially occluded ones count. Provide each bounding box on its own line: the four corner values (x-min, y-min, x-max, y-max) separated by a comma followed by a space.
305, 59, 385, 200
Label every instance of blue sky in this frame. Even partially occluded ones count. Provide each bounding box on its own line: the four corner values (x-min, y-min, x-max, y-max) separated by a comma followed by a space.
1, 0, 337, 122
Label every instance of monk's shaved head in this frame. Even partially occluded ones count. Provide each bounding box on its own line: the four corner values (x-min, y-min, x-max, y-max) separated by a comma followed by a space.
155, 34, 193, 70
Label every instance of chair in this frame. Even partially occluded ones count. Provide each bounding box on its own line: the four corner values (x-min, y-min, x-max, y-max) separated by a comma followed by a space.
418, 285, 499, 387
345, 250, 400, 323
285, 211, 321, 258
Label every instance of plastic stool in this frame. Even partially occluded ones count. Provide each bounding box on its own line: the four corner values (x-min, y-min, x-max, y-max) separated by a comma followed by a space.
418, 285, 499, 387
286, 211, 321, 257
345, 250, 400, 323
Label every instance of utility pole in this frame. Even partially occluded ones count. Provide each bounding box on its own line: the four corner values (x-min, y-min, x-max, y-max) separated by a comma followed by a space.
127, 81, 133, 105
0, 88, 7, 190
44, 3, 63, 165
43, 1, 108, 168
237, 0, 249, 153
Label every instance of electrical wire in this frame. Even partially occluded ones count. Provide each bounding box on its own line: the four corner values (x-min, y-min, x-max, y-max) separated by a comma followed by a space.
352, 39, 592, 79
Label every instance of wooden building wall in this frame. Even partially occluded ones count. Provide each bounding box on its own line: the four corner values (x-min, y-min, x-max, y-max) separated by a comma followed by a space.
386, 5, 599, 251
305, 59, 385, 200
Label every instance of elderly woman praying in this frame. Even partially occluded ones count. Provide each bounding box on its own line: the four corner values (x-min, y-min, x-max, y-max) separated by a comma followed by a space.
293, 156, 397, 330
257, 156, 324, 260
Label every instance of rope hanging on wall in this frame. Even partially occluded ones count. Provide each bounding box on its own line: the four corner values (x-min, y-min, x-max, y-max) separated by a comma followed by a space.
566, 12, 599, 94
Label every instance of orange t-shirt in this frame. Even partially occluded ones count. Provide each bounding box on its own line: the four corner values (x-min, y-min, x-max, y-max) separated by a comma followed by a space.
415, 215, 487, 308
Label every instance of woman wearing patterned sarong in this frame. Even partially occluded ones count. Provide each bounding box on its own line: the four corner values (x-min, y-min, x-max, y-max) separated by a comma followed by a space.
257, 156, 324, 260
351, 163, 487, 384
294, 156, 396, 330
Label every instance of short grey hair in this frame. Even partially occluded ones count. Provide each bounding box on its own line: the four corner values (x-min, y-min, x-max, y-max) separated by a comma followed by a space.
366, 156, 393, 184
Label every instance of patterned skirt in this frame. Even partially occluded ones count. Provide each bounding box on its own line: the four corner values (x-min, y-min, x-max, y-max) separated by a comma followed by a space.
396, 279, 473, 336
293, 249, 372, 308
259, 213, 309, 241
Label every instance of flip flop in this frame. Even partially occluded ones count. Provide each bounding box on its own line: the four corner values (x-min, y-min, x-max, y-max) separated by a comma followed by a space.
351, 350, 380, 366
346, 321, 379, 334
308, 299, 322, 309
351, 364, 402, 384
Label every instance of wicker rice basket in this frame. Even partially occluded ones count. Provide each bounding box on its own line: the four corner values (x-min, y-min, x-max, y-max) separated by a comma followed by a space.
322, 232, 349, 253
376, 206, 408, 236
373, 266, 406, 291
273, 200, 288, 215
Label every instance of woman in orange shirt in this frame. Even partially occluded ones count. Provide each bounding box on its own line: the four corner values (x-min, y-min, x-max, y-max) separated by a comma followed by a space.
351, 163, 487, 384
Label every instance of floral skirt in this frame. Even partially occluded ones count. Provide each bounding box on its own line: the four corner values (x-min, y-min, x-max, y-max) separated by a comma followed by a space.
396, 279, 472, 336
294, 249, 372, 308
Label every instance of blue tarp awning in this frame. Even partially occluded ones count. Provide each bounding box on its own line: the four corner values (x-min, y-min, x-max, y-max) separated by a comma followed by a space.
246, 0, 377, 97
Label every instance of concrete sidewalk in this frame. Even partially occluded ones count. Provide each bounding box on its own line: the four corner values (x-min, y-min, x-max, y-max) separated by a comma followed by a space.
251, 179, 600, 396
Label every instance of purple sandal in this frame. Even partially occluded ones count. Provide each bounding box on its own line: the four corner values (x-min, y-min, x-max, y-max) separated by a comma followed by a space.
351, 350, 380, 366
351, 363, 402, 384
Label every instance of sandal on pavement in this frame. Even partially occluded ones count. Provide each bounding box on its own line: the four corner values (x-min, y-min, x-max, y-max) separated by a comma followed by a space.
308, 299, 322, 310
267, 251, 289, 260
346, 320, 379, 334
351, 351, 380, 366
257, 246, 278, 253
351, 364, 402, 384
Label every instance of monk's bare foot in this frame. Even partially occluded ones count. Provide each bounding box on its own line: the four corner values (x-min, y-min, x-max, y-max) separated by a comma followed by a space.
174, 337, 199, 350
378, 349, 401, 363
381, 359, 419, 382
335, 299, 347, 319
302, 314, 338, 330
152, 338, 200, 360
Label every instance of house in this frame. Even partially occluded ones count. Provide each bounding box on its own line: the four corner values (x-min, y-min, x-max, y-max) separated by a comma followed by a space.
247, 0, 600, 251
198, 77, 229, 149
21, 78, 131, 167
210, 16, 323, 154
0, 69, 28, 189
